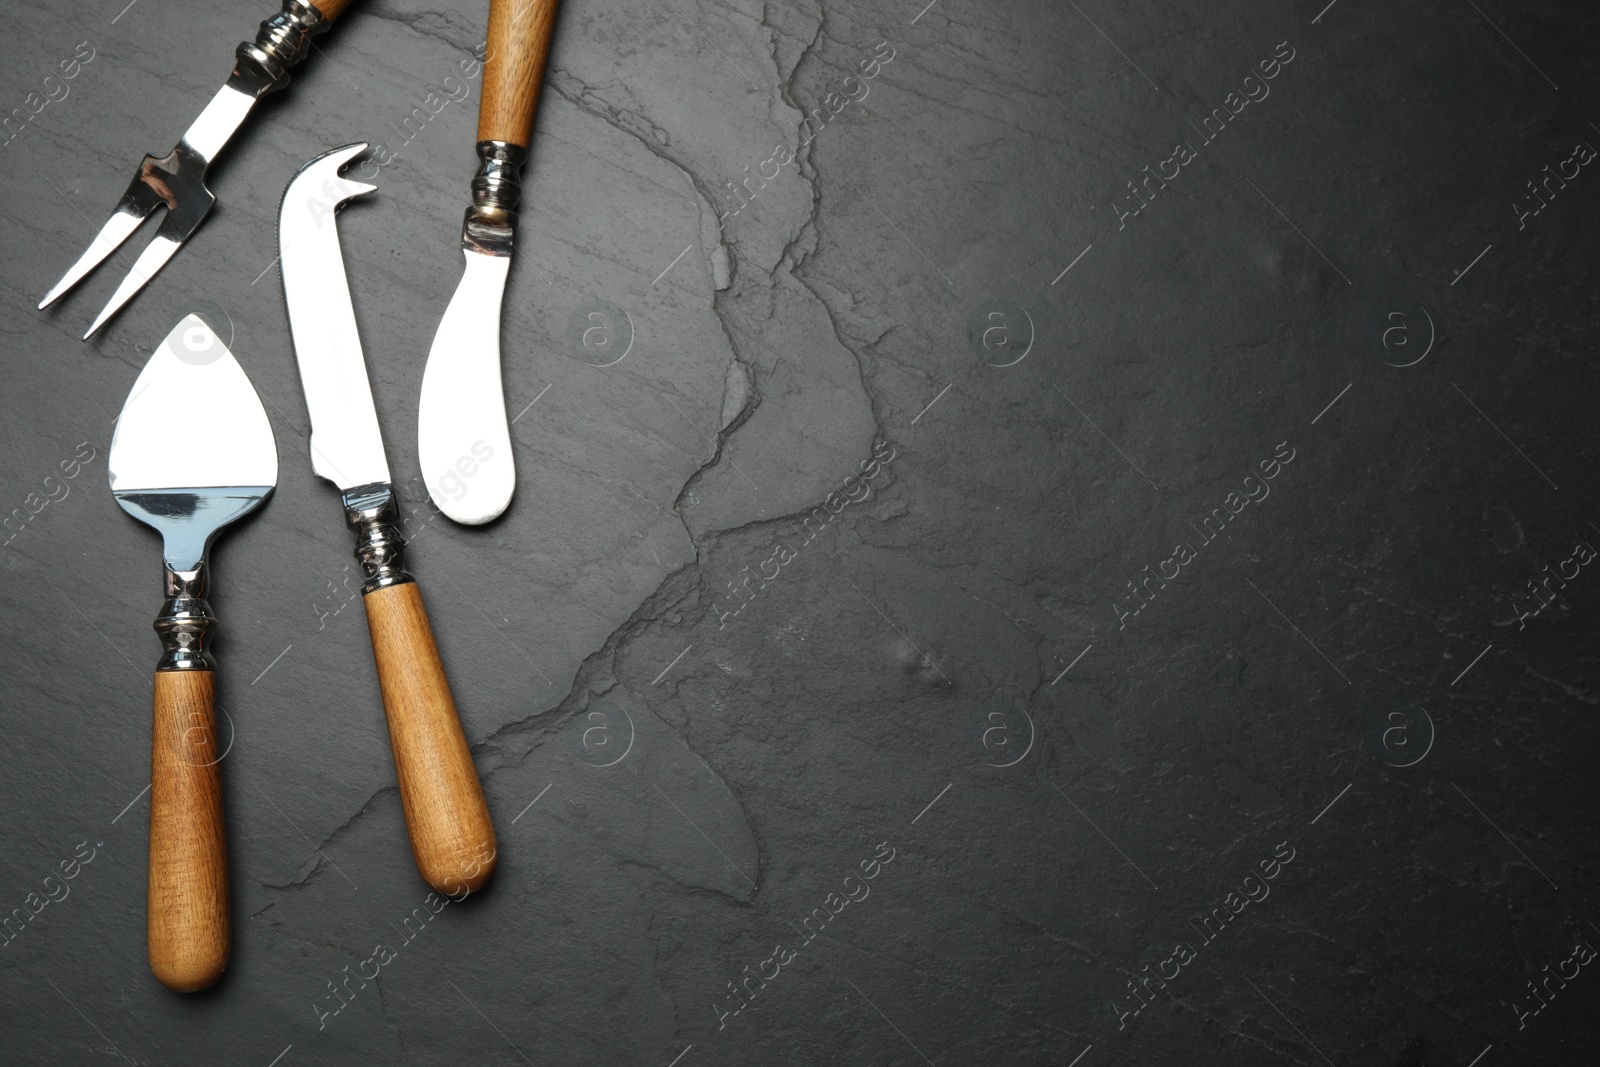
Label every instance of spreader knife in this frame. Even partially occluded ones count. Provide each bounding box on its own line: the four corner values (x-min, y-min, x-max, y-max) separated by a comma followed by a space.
278, 144, 497, 894
109, 314, 278, 991
417, 0, 562, 524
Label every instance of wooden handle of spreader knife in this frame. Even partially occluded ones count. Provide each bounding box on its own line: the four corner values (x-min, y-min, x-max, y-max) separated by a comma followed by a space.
306, 0, 359, 21
479, 0, 562, 147
148, 671, 230, 992
363, 581, 498, 894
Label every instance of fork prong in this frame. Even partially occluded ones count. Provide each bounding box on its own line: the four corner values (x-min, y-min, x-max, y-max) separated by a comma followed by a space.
82, 231, 186, 340
38, 203, 152, 310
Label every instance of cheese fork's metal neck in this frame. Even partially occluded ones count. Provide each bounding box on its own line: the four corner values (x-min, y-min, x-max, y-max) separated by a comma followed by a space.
462, 141, 527, 257
234, 0, 331, 91
342, 483, 415, 594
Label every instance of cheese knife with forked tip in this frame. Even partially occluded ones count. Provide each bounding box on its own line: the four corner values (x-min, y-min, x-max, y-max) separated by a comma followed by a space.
278, 144, 497, 895
109, 314, 278, 991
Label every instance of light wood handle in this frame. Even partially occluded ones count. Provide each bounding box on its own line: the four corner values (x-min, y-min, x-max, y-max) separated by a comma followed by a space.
148, 671, 229, 993
477, 0, 562, 147
306, 0, 359, 21
363, 582, 498, 894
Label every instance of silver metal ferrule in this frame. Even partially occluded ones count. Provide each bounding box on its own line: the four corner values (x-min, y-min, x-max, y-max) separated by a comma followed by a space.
235, 0, 329, 90
342, 483, 415, 594
462, 141, 528, 257
154, 564, 218, 672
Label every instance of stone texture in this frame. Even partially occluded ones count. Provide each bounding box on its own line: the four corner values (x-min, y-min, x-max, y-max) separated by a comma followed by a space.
1, 0, 1598, 1064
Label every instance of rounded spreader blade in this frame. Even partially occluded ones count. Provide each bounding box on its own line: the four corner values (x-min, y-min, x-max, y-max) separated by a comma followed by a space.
417, 250, 516, 525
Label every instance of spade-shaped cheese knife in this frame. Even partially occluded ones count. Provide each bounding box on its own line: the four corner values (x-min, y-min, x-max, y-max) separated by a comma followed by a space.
278, 144, 497, 894
109, 315, 278, 991
417, 0, 562, 524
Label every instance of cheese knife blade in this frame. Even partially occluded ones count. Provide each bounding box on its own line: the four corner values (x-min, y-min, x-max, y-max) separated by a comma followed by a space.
278, 143, 388, 490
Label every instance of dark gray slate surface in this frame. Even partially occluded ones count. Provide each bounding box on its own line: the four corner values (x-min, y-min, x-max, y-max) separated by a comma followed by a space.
3, 0, 1598, 1064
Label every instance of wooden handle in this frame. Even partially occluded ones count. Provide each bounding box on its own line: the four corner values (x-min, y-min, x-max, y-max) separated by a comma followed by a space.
306, 0, 359, 21
477, 0, 562, 147
363, 582, 498, 894
148, 671, 229, 993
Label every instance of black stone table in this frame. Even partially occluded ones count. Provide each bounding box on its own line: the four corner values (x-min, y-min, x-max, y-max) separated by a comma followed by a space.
2, 0, 1597, 1064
